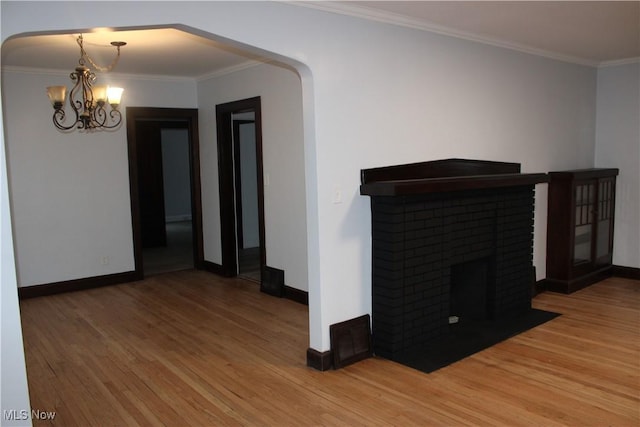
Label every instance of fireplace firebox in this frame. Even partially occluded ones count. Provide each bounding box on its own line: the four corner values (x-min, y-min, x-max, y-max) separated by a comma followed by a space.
450, 257, 491, 323
360, 159, 548, 362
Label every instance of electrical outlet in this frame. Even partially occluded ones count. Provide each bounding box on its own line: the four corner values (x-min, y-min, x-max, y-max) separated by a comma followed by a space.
101, 256, 110, 265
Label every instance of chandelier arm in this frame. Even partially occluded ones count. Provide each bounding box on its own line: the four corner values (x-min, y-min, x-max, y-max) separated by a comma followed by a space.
91, 106, 123, 129
100, 109, 123, 129
92, 105, 108, 128
82, 71, 96, 113
52, 70, 83, 130
67, 70, 85, 125
52, 108, 78, 131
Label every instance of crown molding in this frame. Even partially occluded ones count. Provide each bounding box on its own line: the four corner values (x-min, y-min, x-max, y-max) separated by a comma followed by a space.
1, 65, 197, 83
598, 57, 640, 68
4, 59, 275, 84
1, 66, 72, 77
289, 1, 599, 67
195, 60, 263, 82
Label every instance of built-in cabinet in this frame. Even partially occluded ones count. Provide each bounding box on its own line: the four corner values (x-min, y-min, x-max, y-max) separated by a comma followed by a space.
546, 168, 619, 293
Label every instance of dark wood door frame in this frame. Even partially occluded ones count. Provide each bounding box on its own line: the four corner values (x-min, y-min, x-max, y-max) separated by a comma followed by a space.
126, 107, 204, 279
216, 97, 266, 277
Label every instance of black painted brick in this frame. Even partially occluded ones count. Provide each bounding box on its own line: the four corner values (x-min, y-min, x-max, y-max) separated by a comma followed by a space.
371, 185, 537, 359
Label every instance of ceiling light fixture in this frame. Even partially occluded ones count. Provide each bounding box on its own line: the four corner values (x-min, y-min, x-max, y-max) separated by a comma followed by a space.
46, 34, 126, 131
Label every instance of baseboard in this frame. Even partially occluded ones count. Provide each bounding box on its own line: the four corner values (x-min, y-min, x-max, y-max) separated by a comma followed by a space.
542, 265, 639, 294
534, 279, 546, 295
261, 266, 285, 297
283, 285, 308, 305
613, 265, 640, 280
18, 271, 140, 299
544, 266, 613, 294
306, 348, 333, 371
202, 260, 226, 276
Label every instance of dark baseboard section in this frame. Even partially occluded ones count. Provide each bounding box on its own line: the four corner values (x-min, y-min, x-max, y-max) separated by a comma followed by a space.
613, 265, 640, 280
534, 279, 546, 295
261, 266, 285, 297
203, 262, 309, 305
545, 266, 613, 294
261, 265, 309, 305
539, 265, 639, 295
202, 260, 226, 276
306, 348, 333, 371
18, 271, 140, 299
283, 285, 308, 305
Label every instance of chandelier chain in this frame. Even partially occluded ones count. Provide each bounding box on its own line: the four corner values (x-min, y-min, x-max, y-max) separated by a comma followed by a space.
76, 34, 122, 73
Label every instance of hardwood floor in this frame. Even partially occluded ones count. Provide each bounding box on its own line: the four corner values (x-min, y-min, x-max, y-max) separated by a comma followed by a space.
19, 272, 639, 426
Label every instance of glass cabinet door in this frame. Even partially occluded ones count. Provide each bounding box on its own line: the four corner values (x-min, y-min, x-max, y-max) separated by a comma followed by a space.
573, 182, 594, 265
596, 178, 615, 263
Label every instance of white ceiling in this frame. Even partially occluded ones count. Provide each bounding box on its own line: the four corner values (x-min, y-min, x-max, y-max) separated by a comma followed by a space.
1, 1, 638, 78
1, 28, 266, 79
327, 1, 640, 64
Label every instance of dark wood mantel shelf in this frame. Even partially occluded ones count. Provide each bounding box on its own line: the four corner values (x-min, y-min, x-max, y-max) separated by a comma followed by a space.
360, 159, 548, 196
360, 173, 549, 196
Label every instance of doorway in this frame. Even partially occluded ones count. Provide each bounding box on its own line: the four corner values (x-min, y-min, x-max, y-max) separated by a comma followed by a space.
216, 97, 266, 281
234, 115, 261, 281
126, 107, 204, 278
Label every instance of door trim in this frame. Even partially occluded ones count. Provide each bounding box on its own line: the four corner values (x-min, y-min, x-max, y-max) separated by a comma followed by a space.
216, 97, 266, 277
126, 107, 204, 279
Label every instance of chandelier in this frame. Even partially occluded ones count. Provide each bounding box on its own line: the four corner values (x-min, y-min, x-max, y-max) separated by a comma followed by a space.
46, 34, 126, 131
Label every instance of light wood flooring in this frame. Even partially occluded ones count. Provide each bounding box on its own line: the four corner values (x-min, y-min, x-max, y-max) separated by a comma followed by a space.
19, 272, 639, 426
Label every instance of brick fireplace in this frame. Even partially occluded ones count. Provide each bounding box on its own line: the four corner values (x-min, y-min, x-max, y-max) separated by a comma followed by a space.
360, 159, 548, 361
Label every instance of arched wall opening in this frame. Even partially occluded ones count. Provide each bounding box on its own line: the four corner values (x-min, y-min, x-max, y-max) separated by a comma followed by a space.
1, 22, 321, 373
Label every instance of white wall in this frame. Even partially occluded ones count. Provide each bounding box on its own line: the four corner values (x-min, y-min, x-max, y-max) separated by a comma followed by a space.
1, 1, 606, 362
1, 106, 31, 425
274, 9, 596, 350
2, 69, 197, 286
595, 62, 640, 268
198, 62, 308, 291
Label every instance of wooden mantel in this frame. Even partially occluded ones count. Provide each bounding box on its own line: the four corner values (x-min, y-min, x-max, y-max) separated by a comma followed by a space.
360, 159, 548, 196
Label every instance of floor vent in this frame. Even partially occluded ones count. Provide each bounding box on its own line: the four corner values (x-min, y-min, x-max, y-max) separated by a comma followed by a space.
330, 314, 373, 369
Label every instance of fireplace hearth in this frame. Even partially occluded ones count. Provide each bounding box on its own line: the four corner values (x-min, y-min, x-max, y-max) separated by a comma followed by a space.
360, 159, 549, 366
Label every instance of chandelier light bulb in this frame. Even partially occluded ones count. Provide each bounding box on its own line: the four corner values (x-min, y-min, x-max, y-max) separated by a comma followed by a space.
92, 85, 108, 106
107, 86, 124, 107
46, 86, 66, 108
